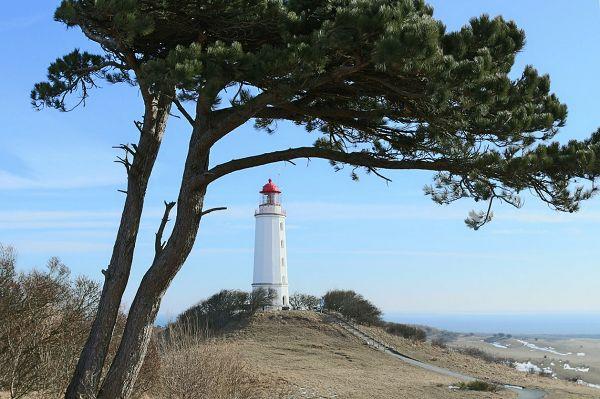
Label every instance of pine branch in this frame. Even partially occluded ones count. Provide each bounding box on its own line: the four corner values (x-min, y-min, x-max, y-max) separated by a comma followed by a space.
200, 147, 459, 186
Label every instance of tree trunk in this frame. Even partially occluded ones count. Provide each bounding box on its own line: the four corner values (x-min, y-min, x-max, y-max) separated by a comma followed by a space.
97, 121, 212, 399
65, 96, 172, 398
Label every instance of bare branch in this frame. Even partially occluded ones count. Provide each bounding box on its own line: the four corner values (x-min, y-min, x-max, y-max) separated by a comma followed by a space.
112, 144, 137, 158
200, 206, 228, 216
155, 201, 176, 255
367, 167, 392, 183
114, 154, 132, 173
173, 98, 195, 126
133, 120, 144, 134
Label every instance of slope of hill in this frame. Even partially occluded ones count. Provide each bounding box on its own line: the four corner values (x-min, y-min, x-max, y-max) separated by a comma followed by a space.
226, 312, 599, 399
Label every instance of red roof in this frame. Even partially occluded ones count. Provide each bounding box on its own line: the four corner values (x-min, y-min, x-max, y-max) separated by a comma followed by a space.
260, 179, 281, 194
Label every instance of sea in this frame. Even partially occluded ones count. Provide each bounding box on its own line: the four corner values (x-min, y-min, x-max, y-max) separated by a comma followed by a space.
384, 313, 600, 336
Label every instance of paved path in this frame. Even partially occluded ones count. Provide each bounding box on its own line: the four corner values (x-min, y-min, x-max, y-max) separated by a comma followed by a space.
331, 316, 546, 399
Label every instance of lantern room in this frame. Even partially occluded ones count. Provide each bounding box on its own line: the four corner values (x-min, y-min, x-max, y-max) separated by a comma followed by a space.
259, 179, 282, 206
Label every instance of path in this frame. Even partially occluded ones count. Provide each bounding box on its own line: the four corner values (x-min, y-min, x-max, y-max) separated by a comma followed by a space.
330, 315, 546, 399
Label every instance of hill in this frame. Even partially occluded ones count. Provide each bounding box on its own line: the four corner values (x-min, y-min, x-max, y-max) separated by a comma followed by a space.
224, 311, 599, 399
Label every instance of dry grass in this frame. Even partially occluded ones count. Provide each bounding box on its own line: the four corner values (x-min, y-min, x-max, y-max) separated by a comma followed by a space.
156, 326, 290, 399
230, 312, 516, 399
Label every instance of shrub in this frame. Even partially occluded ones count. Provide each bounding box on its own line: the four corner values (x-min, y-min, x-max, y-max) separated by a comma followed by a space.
289, 292, 320, 310
457, 381, 498, 392
0, 245, 100, 398
171, 288, 274, 336
385, 323, 427, 342
323, 290, 382, 325
431, 338, 448, 348
455, 347, 514, 365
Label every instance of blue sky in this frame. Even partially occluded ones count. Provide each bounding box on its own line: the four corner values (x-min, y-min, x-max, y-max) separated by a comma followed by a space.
1, 1, 600, 322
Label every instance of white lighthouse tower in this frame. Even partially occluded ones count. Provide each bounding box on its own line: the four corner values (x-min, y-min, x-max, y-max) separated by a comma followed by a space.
252, 179, 289, 309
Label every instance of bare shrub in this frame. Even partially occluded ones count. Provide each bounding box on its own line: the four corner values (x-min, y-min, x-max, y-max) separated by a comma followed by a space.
0, 245, 100, 398
431, 338, 448, 348
157, 326, 283, 399
456, 380, 498, 392
455, 346, 515, 365
289, 293, 320, 311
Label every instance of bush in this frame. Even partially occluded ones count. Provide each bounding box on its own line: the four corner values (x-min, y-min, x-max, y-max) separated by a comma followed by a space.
431, 338, 448, 348
457, 381, 498, 392
385, 323, 427, 342
289, 292, 320, 310
455, 347, 514, 365
172, 288, 274, 336
0, 245, 100, 398
323, 290, 382, 325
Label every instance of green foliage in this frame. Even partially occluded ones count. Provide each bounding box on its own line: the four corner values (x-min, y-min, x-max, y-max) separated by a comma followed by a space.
34, 0, 600, 227
385, 322, 426, 341
323, 290, 382, 325
31, 49, 117, 111
171, 289, 274, 336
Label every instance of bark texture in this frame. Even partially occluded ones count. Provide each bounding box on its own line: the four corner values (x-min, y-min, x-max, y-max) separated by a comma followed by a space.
97, 99, 215, 399
65, 95, 172, 398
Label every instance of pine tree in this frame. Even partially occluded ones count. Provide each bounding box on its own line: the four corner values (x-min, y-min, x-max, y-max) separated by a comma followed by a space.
33, 1, 600, 398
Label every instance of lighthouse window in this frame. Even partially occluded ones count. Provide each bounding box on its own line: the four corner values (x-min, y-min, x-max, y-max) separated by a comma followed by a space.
280, 222, 283, 231
281, 258, 285, 267
280, 240, 284, 248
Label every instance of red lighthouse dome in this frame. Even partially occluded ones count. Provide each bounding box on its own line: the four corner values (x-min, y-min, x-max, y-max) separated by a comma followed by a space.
260, 179, 281, 194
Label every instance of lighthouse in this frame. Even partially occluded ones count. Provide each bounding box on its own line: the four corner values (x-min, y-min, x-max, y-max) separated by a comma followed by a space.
252, 179, 289, 309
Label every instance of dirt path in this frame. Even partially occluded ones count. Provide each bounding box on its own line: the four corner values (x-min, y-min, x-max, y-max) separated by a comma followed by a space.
331, 316, 546, 399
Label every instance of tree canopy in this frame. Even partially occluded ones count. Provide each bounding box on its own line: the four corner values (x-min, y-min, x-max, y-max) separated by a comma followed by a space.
33, 0, 599, 229
31, 1, 600, 397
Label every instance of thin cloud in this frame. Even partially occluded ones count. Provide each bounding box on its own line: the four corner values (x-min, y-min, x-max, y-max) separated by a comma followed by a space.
10, 240, 112, 254
292, 247, 532, 261
0, 208, 165, 230
0, 171, 123, 190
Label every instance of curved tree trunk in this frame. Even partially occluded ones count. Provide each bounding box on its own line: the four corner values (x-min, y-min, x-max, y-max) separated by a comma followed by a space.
65, 95, 172, 399
97, 118, 212, 398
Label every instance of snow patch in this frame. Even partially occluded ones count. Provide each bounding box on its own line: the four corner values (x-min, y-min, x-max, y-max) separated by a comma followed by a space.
577, 380, 600, 390
491, 342, 508, 349
577, 352, 586, 357
516, 339, 569, 356
514, 362, 554, 376
564, 364, 590, 373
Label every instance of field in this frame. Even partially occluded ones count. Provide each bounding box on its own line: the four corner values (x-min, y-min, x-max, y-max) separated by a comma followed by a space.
5, 312, 599, 398
451, 333, 600, 387
227, 312, 600, 398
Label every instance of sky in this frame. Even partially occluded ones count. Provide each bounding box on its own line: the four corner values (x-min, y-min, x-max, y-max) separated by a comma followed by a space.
1, 1, 600, 324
